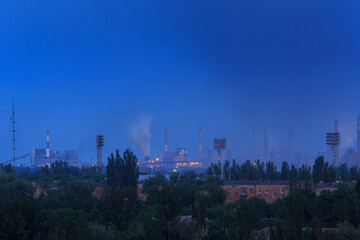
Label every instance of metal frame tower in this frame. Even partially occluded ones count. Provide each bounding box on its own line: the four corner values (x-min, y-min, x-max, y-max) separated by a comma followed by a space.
96, 135, 104, 174
357, 116, 360, 167
11, 97, 16, 170
164, 128, 168, 153
264, 126, 268, 162
11, 97, 16, 200
199, 128, 202, 164
326, 119, 341, 166
214, 138, 226, 172
46, 131, 50, 165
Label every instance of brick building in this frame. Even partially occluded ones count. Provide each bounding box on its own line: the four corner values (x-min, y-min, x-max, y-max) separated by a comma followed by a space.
92, 182, 108, 198
91, 179, 312, 204
92, 181, 148, 201
222, 180, 307, 204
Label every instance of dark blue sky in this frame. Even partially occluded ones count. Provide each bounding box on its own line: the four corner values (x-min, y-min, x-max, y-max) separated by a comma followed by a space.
0, 0, 359, 164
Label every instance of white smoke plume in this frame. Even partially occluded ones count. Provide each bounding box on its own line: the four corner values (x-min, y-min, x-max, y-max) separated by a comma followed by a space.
129, 115, 153, 157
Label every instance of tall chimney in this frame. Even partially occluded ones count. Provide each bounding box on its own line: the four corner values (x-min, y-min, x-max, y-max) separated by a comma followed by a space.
252, 127, 256, 159
164, 128, 168, 153
334, 119, 339, 166
46, 131, 50, 164
358, 116, 360, 167
334, 119, 338, 133
199, 128, 202, 162
288, 128, 293, 164
264, 126, 268, 162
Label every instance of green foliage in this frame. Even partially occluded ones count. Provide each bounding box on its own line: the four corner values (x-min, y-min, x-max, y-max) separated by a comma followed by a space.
313, 156, 325, 183
1, 151, 360, 239
281, 161, 290, 180
142, 172, 168, 206
106, 149, 139, 189
222, 160, 230, 181
97, 186, 140, 231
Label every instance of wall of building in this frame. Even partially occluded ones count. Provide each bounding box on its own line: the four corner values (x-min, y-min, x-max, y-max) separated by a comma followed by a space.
222, 181, 306, 204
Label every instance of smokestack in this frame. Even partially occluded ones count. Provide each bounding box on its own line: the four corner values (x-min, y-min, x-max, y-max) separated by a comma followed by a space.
252, 127, 256, 159
264, 126, 268, 162
164, 128, 168, 153
288, 128, 293, 164
334, 119, 339, 166
199, 128, 202, 162
334, 119, 338, 133
358, 116, 360, 167
46, 131, 50, 164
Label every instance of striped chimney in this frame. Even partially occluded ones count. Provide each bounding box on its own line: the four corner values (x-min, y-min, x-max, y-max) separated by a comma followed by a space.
46, 131, 50, 164
164, 128, 168, 153
199, 128, 202, 162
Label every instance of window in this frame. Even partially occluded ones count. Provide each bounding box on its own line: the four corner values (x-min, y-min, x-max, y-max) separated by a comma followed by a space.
232, 185, 236, 188
280, 188, 284, 193
265, 196, 269, 202
265, 188, 269, 194
273, 192, 276, 197
257, 188, 261, 193
97, 190, 100, 195
235, 192, 238, 197
250, 188, 254, 193
227, 188, 231, 194
227, 196, 231, 201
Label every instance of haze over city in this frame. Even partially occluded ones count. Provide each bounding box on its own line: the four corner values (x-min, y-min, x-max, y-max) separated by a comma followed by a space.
0, 0, 359, 166
2, 1, 360, 239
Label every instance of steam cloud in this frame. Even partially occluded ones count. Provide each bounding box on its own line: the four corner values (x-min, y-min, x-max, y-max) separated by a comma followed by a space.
129, 115, 153, 157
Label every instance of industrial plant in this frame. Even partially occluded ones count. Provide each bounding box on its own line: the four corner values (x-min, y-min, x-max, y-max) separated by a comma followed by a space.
138, 128, 209, 173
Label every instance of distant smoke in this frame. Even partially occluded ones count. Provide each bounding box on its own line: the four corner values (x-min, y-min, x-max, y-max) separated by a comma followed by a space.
129, 115, 153, 157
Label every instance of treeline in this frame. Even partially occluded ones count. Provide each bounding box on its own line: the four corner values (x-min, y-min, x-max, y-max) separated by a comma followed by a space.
0, 151, 360, 239
207, 156, 359, 183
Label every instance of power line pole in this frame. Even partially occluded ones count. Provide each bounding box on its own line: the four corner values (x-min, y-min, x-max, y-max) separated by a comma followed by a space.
11, 97, 16, 200
96, 135, 104, 175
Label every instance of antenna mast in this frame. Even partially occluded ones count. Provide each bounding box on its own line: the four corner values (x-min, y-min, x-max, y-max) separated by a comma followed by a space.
11, 97, 16, 199
96, 135, 104, 175
12, 97, 16, 168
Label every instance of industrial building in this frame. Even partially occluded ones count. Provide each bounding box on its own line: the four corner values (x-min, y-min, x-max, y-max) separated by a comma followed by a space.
139, 128, 203, 172
32, 132, 81, 167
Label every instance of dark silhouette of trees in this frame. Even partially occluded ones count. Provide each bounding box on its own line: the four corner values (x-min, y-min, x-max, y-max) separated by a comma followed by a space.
106, 149, 139, 189
281, 161, 290, 180
313, 156, 325, 183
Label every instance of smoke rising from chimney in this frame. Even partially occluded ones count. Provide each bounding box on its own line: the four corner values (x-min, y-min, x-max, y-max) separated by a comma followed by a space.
129, 115, 152, 157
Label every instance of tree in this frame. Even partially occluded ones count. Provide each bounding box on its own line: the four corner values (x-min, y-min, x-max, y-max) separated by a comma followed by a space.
256, 159, 266, 180
230, 159, 240, 180
324, 164, 337, 183
299, 164, 311, 181
222, 160, 230, 181
192, 191, 206, 231
281, 161, 290, 180
177, 171, 197, 207
98, 186, 140, 231
350, 166, 358, 180
107, 149, 139, 189
266, 161, 276, 181
234, 200, 252, 240
240, 160, 257, 180
122, 149, 139, 188
338, 163, 349, 181
143, 172, 168, 206
206, 163, 221, 177
313, 156, 325, 183
204, 176, 226, 207
290, 164, 298, 188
